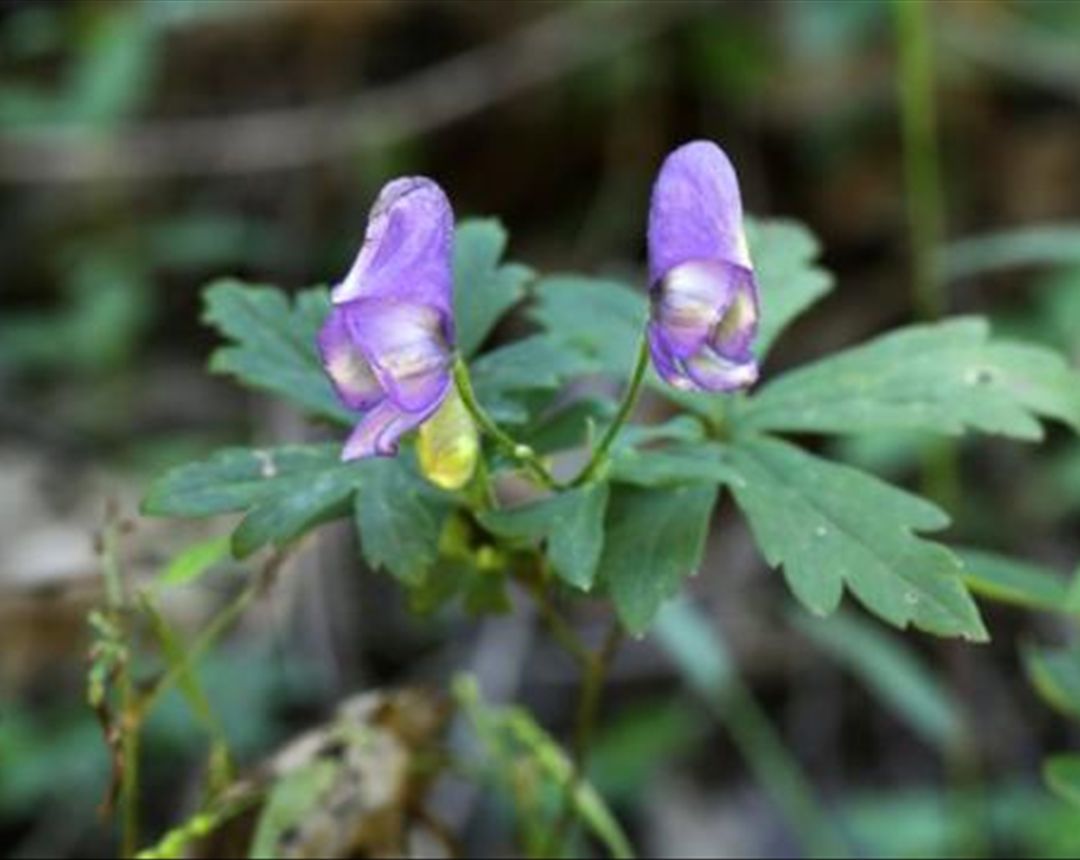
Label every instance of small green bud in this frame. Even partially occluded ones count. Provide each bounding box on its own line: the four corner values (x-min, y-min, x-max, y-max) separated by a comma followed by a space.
418, 386, 479, 491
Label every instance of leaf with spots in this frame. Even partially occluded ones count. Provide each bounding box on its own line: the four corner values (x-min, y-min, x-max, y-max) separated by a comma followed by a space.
721, 435, 987, 641
738, 317, 1080, 440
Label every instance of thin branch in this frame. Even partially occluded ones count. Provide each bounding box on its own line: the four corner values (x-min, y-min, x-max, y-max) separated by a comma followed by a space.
0, 3, 695, 184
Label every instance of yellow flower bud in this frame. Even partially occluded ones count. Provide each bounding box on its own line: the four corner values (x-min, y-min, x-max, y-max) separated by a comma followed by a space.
417, 385, 479, 491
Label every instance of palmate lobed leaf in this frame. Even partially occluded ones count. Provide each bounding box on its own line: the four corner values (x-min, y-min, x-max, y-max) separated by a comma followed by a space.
203, 281, 352, 426
142, 444, 362, 559
528, 274, 646, 377
719, 435, 987, 641
598, 483, 719, 635
745, 217, 834, 358
739, 317, 1080, 440
353, 456, 452, 586
479, 483, 609, 591
453, 218, 534, 357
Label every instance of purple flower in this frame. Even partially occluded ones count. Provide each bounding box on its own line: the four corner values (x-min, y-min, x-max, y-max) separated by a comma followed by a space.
647, 141, 760, 392
318, 177, 456, 460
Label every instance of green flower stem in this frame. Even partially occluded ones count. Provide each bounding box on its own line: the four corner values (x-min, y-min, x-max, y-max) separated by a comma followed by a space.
451, 356, 559, 490
572, 332, 651, 487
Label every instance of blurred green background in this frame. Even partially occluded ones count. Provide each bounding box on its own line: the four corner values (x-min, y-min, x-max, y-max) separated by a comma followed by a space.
2, 1, 1080, 856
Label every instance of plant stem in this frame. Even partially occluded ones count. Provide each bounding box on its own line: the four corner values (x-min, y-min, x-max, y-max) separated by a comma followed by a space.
572, 333, 650, 487
139, 551, 283, 718
119, 696, 140, 859
895, 0, 946, 321
895, 0, 959, 509
452, 356, 559, 490
548, 620, 624, 856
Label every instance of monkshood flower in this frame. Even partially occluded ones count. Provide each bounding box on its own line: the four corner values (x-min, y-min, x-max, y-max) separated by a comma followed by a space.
318, 177, 463, 467
647, 140, 760, 392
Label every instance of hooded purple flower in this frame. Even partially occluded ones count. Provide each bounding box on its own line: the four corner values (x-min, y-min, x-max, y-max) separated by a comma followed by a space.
647, 141, 760, 392
318, 177, 455, 460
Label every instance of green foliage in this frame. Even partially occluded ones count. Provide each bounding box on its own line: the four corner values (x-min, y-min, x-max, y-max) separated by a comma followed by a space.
0, 251, 151, 375
954, 548, 1074, 614
158, 535, 233, 588
598, 484, 718, 635
454, 676, 634, 859
202, 281, 351, 425
655, 599, 847, 857
453, 219, 534, 356
746, 217, 835, 357
842, 782, 1080, 858
143, 445, 361, 558
480, 483, 609, 591
941, 224, 1080, 281
353, 456, 452, 586
1024, 644, 1080, 721
740, 318, 1080, 440
588, 700, 705, 802
793, 610, 964, 749
722, 435, 987, 641
529, 274, 645, 376
1045, 755, 1080, 808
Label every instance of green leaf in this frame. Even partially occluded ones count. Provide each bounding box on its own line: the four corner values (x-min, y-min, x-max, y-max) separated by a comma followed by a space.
203, 281, 351, 425
529, 275, 646, 376
453, 676, 635, 859
792, 610, 964, 749
722, 435, 987, 641
609, 442, 735, 487
739, 317, 1080, 440
158, 535, 233, 588
453, 219, 533, 356
1045, 755, 1080, 808
599, 484, 718, 634
479, 483, 609, 590
941, 225, 1080, 280
469, 333, 593, 425
143, 445, 361, 558
1068, 569, 1080, 614
1024, 645, 1080, 721
353, 457, 451, 585
953, 548, 1072, 613
747, 217, 834, 356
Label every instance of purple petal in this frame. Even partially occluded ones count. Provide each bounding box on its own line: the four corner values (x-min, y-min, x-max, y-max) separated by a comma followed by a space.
341, 386, 449, 461
683, 347, 759, 392
332, 177, 455, 331
647, 141, 750, 286
316, 306, 383, 411
708, 267, 759, 359
650, 259, 741, 359
647, 323, 696, 390
340, 298, 451, 413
